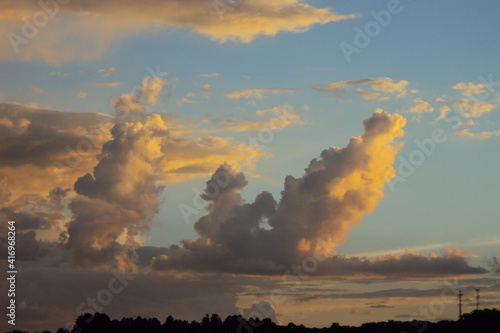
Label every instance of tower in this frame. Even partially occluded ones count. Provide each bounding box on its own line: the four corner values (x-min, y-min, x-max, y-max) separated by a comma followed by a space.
458, 290, 463, 320
476, 289, 480, 311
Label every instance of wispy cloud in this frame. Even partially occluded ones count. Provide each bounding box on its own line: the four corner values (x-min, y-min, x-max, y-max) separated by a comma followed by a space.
82, 67, 116, 77
49, 71, 68, 77
455, 128, 500, 139
77, 91, 88, 99
199, 73, 220, 78
226, 88, 298, 99
314, 77, 408, 101
91, 81, 123, 87
29, 85, 43, 94
199, 84, 215, 93
402, 98, 434, 120
219, 104, 307, 132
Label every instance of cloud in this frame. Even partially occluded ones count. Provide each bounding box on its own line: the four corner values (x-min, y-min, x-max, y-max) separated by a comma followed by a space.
111, 76, 165, 119
435, 106, 451, 121
140, 76, 165, 105
199, 84, 215, 93
437, 82, 498, 119
151, 110, 485, 278
99, 67, 116, 77
493, 257, 500, 273
49, 71, 68, 76
314, 250, 485, 277
442, 247, 477, 258
178, 96, 196, 104
351, 309, 376, 315
354, 89, 383, 101
200, 73, 220, 78
219, 104, 307, 132
368, 304, 394, 308
64, 112, 168, 270
226, 88, 298, 99
29, 85, 43, 94
61, 77, 265, 269
151, 110, 406, 273
82, 67, 116, 77
77, 91, 88, 99
402, 98, 434, 121
0, 103, 114, 199
314, 78, 408, 101
0, 77, 269, 270
0, 0, 357, 63
91, 81, 123, 87
455, 128, 500, 139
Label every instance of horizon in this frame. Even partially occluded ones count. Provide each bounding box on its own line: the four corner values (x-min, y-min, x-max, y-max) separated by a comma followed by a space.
1, 0, 500, 332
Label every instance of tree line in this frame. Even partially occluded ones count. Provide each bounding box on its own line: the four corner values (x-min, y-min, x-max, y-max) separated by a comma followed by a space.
5, 308, 499, 333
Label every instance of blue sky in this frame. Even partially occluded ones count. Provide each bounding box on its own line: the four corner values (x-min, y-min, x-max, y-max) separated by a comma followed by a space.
1, 0, 499, 331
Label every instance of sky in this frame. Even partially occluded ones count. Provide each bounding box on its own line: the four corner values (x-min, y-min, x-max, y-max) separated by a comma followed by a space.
0, 0, 500, 331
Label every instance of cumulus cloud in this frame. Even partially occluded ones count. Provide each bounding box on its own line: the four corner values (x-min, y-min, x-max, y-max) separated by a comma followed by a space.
150, 110, 485, 277
314, 78, 408, 101
111, 76, 165, 120
61, 77, 266, 269
152, 110, 404, 273
0, 0, 357, 63
226, 88, 298, 99
64, 113, 168, 270
0, 76, 271, 270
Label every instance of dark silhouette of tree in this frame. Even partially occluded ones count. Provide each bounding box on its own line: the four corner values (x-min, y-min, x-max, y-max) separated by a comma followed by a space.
20, 308, 498, 333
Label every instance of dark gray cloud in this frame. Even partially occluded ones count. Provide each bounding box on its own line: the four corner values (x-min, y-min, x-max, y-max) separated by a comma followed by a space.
0, 103, 111, 168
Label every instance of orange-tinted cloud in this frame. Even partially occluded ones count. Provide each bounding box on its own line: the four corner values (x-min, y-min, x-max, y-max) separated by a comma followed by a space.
314, 78, 408, 101
226, 88, 298, 99
0, 0, 357, 63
